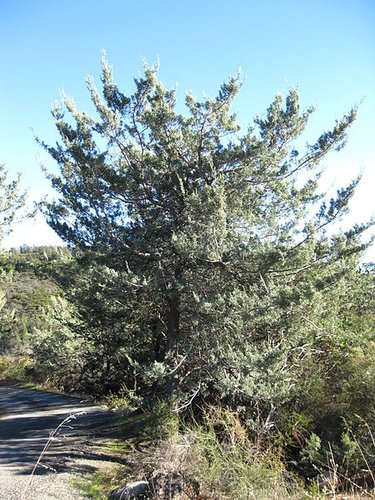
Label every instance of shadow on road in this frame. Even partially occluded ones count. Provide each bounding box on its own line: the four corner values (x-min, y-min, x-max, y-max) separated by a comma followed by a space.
0, 386, 125, 477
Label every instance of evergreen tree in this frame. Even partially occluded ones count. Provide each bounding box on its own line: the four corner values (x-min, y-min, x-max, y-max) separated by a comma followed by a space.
0, 164, 27, 352
0, 164, 26, 242
39, 57, 373, 409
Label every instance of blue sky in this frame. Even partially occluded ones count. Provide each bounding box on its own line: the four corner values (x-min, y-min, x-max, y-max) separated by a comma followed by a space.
1, 0, 374, 258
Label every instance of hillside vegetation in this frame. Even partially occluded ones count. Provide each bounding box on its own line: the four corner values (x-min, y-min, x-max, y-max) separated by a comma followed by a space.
0, 59, 374, 498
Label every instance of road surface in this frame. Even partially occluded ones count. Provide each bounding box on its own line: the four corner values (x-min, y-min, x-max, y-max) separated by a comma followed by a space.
0, 385, 117, 499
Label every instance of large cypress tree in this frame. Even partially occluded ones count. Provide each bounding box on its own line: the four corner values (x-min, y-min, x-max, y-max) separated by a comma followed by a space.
39, 57, 372, 407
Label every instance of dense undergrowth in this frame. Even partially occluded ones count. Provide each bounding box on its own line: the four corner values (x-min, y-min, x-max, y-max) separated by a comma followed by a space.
72, 400, 375, 499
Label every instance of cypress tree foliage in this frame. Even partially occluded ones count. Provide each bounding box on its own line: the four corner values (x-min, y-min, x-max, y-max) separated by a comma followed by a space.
0, 164, 26, 242
39, 57, 372, 410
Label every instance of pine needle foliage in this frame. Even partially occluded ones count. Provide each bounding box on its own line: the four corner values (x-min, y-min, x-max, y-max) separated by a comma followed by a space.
39, 56, 373, 415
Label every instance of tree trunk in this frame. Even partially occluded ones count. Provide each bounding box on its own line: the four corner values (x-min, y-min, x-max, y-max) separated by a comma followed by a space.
165, 293, 180, 398
167, 294, 180, 357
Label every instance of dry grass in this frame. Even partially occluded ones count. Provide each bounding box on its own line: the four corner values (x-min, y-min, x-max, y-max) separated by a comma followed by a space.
73, 404, 375, 499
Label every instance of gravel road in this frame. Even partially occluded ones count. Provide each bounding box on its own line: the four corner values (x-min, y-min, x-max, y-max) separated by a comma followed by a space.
0, 385, 118, 499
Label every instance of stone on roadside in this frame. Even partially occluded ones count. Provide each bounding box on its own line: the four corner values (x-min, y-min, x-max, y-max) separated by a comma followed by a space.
109, 480, 149, 499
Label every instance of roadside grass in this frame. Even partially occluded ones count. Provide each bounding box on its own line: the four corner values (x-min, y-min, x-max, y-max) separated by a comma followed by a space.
72, 403, 301, 499
0, 355, 33, 385
72, 410, 159, 499
75, 404, 374, 499
0, 354, 58, 392
71, 402, 179, 498
0, 355, 97, 404
184, 429, 300, 499
73, 464, 128, 499
146, 407, 306, 499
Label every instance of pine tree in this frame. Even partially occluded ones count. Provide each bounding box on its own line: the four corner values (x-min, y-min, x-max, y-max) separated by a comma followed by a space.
39, 56, 372, 408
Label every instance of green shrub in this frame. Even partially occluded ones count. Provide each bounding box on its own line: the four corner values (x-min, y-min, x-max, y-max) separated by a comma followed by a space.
0, 355, 34, 384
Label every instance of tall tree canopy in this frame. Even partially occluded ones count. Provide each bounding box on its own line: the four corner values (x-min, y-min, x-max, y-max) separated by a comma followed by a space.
39, 57, 372, 408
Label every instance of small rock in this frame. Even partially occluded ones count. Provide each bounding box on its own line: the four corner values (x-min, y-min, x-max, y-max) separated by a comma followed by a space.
109, 480, 149, 499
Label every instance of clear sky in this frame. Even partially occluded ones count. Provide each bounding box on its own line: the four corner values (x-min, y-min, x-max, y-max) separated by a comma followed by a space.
1, 0, 374, 259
